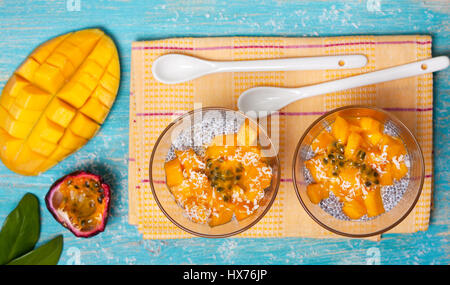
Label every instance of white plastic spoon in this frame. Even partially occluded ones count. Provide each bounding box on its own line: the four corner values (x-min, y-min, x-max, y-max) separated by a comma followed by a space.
238, 56, 450, 118
152, 54, 368, 84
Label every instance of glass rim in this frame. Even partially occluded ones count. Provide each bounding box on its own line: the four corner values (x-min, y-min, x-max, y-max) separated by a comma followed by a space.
148, 106, 281, 238
291, 105, 425, 238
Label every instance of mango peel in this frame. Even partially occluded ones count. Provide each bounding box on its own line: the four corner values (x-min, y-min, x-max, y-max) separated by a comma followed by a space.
0, 29, 120, 175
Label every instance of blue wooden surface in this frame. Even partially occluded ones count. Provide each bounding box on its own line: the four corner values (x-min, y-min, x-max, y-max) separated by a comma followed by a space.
0, 0, 448, 265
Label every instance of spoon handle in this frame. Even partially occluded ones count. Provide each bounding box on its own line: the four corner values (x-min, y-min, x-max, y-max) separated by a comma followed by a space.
294, 56, 449, 100
215, 55, 367, 72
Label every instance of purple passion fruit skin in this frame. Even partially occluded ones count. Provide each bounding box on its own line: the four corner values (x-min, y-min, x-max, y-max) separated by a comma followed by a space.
46, 171, 110, 238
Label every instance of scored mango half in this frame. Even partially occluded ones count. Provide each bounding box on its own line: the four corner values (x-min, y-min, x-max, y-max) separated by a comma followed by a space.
0, 29, 120, 175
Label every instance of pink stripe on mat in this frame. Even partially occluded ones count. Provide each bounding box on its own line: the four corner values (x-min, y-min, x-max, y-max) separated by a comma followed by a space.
132, 40, 431, 51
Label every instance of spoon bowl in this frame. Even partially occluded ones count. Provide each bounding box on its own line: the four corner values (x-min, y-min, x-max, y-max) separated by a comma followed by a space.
152, 54, 214, 84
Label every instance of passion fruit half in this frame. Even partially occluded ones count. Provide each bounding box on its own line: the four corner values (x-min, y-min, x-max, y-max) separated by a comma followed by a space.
46, 171, 110, 238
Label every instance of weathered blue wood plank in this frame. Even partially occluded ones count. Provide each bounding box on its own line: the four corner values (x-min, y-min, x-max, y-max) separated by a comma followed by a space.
0, 0, 448, 265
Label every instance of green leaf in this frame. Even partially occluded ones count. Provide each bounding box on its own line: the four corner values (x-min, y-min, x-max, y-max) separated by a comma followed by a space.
0, 193, 40, 265
7, 235, 63, 265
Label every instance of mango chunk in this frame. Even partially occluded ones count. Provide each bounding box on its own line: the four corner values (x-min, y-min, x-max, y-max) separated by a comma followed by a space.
8, 103, 41, 123
306, 183, 329, 204
3, 75, 29, 97
49, 146, 74, 162
33, 117, 65, 144
332, 116, 350, 144
0, 94, 15, 110
0, 29, 120, 175
59, 129, 87, 150
165, 158, 184, 187
33, 63, 65, 94
54, 41, 85, 68
15, 85, 52, 110
209, 201, 234, 227
0, 107, 33, 139
16, 58, 40, 81
45, 98, 77, 128
80, 97, 109, 124
342, 199, 367, 220
27, 131, 58, 156
30, 34, 70, 64
359, 117, 382, 133
57, 81, 92, 109
363, 188, 385, 217
91, 85, 116, 108
344, 132, 362, 159
45, 52, 76, 79
311, 131, 335, 154
392, 161, 408, 180
69, 113, 100, 139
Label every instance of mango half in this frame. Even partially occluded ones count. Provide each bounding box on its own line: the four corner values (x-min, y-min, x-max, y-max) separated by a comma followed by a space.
0, 29, 120, 175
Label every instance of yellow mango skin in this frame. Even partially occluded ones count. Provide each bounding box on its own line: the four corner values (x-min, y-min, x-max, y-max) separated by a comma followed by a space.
0, 29, 120, 176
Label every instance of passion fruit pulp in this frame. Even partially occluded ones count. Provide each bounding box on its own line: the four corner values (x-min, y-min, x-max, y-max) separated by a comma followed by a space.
46, 171, 110, 238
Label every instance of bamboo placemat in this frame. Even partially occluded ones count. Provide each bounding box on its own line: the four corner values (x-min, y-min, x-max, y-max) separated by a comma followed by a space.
129, 35, 433, 240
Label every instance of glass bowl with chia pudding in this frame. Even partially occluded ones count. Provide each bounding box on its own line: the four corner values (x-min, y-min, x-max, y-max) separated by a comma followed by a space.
292, 106, 424, 238
149, 107, 281, 238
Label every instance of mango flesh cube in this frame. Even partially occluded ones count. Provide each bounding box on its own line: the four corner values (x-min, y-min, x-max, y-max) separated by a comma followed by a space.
342, 199, 367, 220
363, 131, 383, 146
49, 146, 74, 162
33, 63, 65, 94
311, 131, 335, 153
54, 41, 84, 67
0, 29, 120, 175
82, 60, 104, 80
359, 117, 382, 132
209, 202, 234, 227
205, 145, 236, 158
57, 82, 92, 109
3, 75, 29, 97
45, 52, 75, 79
15, 85, 52, 110
30, 34, 70, 64
0, 107, 33, 139
175, 149, 204, 173
392, 161, 408, 180
69, 113, 100, 139
0, 94, 15, 110
344, 132, 362, 159
379, 164, 393, 186
91, 85, 116, 108
364, 188, 385, 217
332, 116, 350, 144
9, 103, 41, 123
165, 158, 184, 187
12, 145, 47, 175
45, 98, 76, 128
16, 58, 40, 81
33, 117, 65, 144
80, 97, 109, 124
59, 129, 87, 150
307, 183, 329, 204
27, 131, 58, 156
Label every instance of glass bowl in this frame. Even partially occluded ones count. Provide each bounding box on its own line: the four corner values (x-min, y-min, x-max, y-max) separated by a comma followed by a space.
292, 106, 424, 238
149, 107, 281, 238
